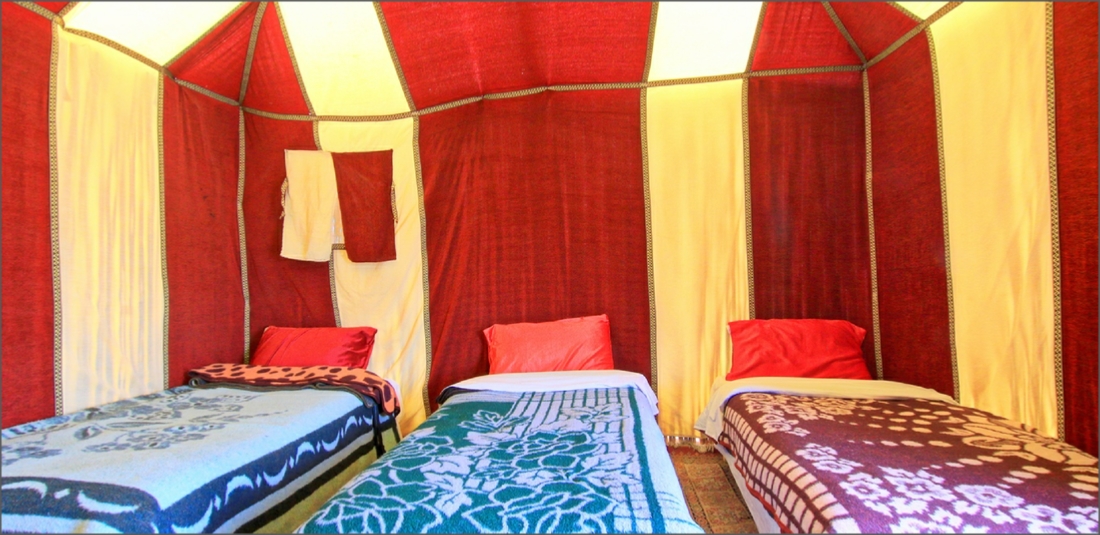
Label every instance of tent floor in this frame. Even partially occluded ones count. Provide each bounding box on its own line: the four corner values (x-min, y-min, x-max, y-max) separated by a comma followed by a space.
668, 446, 757, 533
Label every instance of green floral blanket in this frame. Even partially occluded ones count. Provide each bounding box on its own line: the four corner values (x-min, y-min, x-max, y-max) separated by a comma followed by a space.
298, 387, 703, 533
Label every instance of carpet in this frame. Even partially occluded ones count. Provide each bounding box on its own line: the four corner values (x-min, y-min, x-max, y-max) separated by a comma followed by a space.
668, 445, 758, 534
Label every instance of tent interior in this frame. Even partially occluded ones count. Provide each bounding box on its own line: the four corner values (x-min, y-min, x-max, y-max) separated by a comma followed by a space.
1, 0, 1097, 531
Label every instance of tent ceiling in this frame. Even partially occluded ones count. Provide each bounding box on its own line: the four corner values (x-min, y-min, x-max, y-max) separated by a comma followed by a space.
36, 1, 928, 114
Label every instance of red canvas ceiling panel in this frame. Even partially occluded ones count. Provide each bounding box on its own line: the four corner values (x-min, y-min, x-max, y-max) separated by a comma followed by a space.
752, 2, 862, 71
35, 2, 67, 14
243, 114, 335, 354
1053, 2, 1098, 456
242, 5, 310, 115
748, 72, 876, 374
420, 90, 650, 408
168, 2, 258, 101
867, 35, 954, 398
830, 2, 919, 61
2, 4, 55, 427
379, 2, 652, 109
163, 80, 244, 386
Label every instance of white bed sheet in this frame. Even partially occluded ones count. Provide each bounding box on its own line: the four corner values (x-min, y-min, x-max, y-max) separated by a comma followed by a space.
448, 369, 660, 416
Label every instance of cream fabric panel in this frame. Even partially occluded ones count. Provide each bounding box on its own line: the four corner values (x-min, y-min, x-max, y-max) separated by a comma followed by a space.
932, 2, 1056, 437
280, 2, 410, 116
647, 80, 750, 436
318, 120, 428, 435
56, 32, 164, 414
282, 150, 339, 261
647, 2, 762, 82
64, 2, 241, 64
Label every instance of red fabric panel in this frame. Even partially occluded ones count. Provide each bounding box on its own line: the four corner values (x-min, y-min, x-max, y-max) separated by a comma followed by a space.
747, 72, 876, 374
1053, 2, 1098, 456
830, 2, 919, 60
752, 2, 862, 71
420, 91, 649, 407
167, 3, 258, 100
162, 80, 244, 387
726, 320, 871, 382
34, 2, 67, 14
332, 151, 396, 263
251, 326, 377, 369
2, 4, 55, 428
379, 2, 652, 109
866, 35, 954, 398
485, 314, 615, 375
243, 114, 334, 353
241, 6, 310, 115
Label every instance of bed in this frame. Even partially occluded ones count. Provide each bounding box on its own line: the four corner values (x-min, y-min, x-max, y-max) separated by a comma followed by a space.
695, 376, 1100, 534
1, 364, 401, 534
296, 370, 705, 534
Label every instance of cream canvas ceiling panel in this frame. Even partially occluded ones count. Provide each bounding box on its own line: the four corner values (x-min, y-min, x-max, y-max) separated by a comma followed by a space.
897, 2, 949, 20
64, 1, 241, 65
280, 2, 410, 115
647, 2, 762, 81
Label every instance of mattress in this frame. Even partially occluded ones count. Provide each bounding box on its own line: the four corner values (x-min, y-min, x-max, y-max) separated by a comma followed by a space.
297, 370, 704, 533
695, 377, 1099, 533
1, 384, 396, 533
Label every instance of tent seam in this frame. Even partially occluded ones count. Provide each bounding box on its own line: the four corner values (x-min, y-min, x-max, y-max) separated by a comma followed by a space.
237, 109, 252, 362
413, 117, 433, 416
1044, 1, 1064, 442
164, 2, 248, 70
866, 2, 961, 69
887, 1, 922, 23
642, 2, 658, 395
926, 29, 959, 403
272, 3, 317, 128
823, 1, 867, 65
238, 2, 267, 104
239, 66, 864, 123
49, 22, 63, 416
742, 80, 755, 320
56, 1, 78, 20
329, 251, 342, 328
158, 76, 169, 390
375, 2, 416, 113
862, 71, 883, 379
15, 2, 62, 26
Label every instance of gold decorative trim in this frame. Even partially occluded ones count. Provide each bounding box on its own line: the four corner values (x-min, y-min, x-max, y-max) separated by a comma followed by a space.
641, 2, 658, 393
15, 2, 62, 25
413, 117, 434, 415
238, 2, 267, 103
391, 183, 399, 225
56, 1, 79, 20
642, 2, 659, 83
866, 2, 961, 69
927, 29, 959, 402
742, 80, 756, 319
329, 255, 342, 328
747, 1, 768, 72
888, 1, 922, 22
158, 77, 169, 390
237, 109, 252, 362
823, 1, 867, 64
176, 79, 239, 107
49, 24, 63, 415
274, 2, 316, 118
374, 2, 416, 112
240, 66, 864, 124
640, 88, 657, 393
862, 71, 883, 379
1044, 1, 1065, 442
165, 2, 248, 69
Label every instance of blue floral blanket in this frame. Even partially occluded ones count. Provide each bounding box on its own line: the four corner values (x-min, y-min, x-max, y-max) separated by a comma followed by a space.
2, 385, 389, 533
298, 387, 703, 533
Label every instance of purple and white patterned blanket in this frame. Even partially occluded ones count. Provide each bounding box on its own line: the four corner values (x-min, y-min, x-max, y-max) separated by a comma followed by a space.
718, 393, 1098, 533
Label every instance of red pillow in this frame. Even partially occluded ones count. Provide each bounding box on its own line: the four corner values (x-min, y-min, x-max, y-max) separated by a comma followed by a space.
726, 319, 871, 381
251, 326, 377, 369
484, 314, 615, 374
